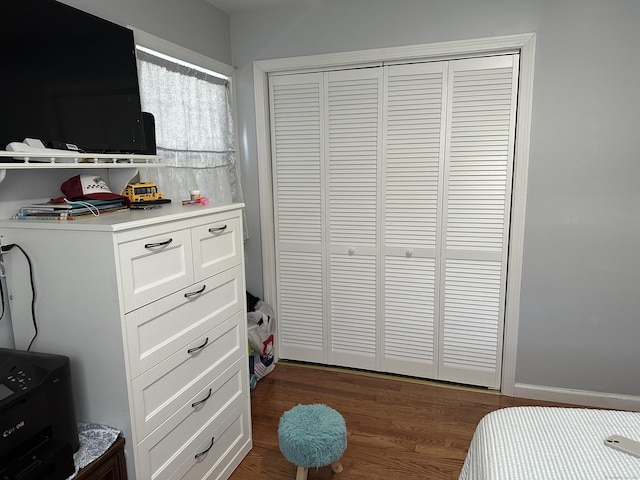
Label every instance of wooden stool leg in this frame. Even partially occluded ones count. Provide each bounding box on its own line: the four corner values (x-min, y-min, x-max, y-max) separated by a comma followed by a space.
295, 465, 308, 480
331, 460, 343, 473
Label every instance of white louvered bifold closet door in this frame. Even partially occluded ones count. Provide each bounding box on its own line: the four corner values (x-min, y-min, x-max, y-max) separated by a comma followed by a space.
382, 62, 447, 378
439, 55, 519, 388
269, 73, 325, 363
269, 54, 519, 388
326, 68, 383, 370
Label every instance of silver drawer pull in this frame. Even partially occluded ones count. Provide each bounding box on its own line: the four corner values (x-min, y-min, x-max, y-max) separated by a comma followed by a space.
187, 337, 209, 354
194, 437, 215, 459
208, 225, 227, 234
144, 238, 173, 249
184, 285, 206, 298
191, 388, 213, 408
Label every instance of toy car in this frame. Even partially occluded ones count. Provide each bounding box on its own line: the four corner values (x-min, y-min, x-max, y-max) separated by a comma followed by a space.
122, 182, 169, 204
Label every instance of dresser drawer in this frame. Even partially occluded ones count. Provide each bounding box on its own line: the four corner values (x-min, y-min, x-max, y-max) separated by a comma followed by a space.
171, 406, 250, 480
136, 359, 248, 480
119, 228, 194, 312
131, 313, 243, 439
192, 212, 242, 280
125, 265, 243, 379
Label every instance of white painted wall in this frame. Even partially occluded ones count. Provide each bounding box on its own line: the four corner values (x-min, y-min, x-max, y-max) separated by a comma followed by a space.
230, 0, 640, 398
0, 0, 230, 347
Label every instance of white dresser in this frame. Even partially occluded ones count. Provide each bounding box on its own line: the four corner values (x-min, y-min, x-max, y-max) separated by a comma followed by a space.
0, 203, 252, 480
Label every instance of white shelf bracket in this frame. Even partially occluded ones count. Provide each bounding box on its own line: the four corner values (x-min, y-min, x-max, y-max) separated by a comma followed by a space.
107, 168, 140, 195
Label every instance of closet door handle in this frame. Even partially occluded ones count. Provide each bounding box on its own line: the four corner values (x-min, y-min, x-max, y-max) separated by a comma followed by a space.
208, 225, 227, 234
191, 388, 212, 408
184, 285, 206, 298
144, 238, 173, 249
194, 437, 215, 459
187, 337, 209, 354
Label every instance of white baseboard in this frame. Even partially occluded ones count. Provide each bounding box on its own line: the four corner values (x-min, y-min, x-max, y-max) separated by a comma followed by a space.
514, 383, 640, 411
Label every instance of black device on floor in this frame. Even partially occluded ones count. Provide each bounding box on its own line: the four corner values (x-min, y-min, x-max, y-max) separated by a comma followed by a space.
0, 348, 78, 480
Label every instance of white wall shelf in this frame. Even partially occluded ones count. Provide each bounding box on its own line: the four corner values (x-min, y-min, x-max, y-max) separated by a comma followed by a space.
0, 151, 164, 194
0, 150, 162, 166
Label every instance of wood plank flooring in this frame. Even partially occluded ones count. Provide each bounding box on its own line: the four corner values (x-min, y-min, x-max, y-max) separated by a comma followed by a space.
230, 362, 576, 480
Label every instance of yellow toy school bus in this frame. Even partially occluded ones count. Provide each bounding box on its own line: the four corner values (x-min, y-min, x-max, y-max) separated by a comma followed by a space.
122, 182, 165, 203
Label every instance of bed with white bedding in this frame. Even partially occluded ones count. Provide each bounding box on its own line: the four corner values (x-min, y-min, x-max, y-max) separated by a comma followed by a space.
459, 406, 640, 480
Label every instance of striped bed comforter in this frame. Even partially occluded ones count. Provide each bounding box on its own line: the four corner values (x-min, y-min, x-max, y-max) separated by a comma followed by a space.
459, 406, 640, 480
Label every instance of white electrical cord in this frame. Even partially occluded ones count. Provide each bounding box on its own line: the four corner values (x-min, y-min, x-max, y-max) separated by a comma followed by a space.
63, 198, 101, 216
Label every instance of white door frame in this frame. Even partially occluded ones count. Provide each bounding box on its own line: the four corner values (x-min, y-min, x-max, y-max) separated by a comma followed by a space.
253, 33, 536, 395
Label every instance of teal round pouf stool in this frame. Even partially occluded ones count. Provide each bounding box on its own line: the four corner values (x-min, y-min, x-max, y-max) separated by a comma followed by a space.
278, 404, 347, 480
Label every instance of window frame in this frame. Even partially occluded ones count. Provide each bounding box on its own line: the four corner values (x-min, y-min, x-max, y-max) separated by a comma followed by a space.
131, 28, 234, 78
129, 27, 244, 212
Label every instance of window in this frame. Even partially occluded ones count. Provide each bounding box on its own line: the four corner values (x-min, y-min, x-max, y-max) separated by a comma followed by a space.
135, 45, 245, 231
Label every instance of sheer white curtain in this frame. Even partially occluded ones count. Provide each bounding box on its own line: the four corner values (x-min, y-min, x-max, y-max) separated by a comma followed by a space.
136, 49, 245, 229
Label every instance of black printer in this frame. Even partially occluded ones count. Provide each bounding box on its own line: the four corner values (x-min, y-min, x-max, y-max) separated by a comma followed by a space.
0, 348, 78, 480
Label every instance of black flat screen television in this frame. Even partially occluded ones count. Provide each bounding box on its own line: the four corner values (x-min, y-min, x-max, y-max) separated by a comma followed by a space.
0, 0, 147, 154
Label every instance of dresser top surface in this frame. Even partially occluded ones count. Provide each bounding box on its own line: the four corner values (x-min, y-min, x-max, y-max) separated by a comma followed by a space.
0, 203, 244, 232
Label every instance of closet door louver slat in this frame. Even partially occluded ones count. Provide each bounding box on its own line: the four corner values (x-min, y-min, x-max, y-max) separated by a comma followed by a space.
442, 259, 502, 370
328, 72, 380, 247
270, 73, 325, 362
439, 56, 519, 388
278, 251, 325, 361
330, 253, 377, 366
383, 256, 437, 377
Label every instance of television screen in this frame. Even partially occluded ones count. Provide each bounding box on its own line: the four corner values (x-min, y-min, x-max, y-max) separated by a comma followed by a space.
0, 0, 147, 154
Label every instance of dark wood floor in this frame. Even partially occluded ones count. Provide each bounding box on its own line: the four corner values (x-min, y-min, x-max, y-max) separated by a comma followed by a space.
230, 361, 575, 480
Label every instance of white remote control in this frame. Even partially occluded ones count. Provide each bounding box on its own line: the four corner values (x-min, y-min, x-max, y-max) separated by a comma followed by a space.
5, 139, 76, 162
604, 435, 640, 458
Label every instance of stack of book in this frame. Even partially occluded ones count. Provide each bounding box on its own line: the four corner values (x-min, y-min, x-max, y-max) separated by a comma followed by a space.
14, 199, 129, 221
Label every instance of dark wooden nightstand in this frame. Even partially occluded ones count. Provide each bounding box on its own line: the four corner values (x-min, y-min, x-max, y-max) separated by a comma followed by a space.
75, 436, 127, 480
